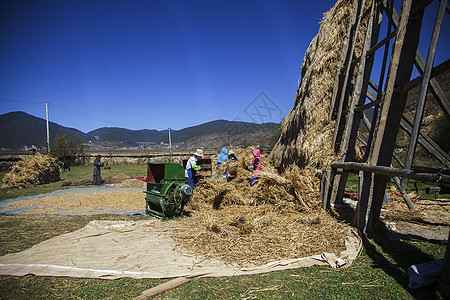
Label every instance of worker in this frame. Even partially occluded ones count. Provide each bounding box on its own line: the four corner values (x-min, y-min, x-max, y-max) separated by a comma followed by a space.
247, 149, 261, 186
217, 147, 228, 169
185, 149, 203, 187
226, 150, 238, 181
228, 150, 237, 161
93, 155, 104, 185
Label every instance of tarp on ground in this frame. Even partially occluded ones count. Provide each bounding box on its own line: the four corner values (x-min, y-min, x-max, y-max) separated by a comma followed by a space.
0, 219, 362, 279
0, 187, 145, 216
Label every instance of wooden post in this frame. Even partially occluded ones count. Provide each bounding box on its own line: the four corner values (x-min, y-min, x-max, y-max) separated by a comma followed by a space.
332, 0, 367, 151
321, 169, 332, 210
330, 1, 382, 206
360, 0, 423, 233
329, 0, 366, 121
400, 0, 447, 190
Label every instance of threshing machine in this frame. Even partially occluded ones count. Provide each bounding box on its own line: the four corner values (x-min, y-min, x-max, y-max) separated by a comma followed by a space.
144, 159, 213, 218
144, 162, 193, 218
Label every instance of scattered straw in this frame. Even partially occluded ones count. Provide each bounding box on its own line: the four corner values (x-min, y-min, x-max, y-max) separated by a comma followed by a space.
172, 147, 349, 268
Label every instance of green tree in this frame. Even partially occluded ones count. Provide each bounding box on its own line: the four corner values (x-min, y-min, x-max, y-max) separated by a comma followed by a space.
50, 133, 84, 166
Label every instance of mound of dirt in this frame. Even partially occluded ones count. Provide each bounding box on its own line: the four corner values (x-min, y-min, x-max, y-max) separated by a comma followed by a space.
110, 173, 132, 182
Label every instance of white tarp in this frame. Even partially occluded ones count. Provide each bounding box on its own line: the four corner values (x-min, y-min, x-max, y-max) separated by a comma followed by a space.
0, 219, 362, 279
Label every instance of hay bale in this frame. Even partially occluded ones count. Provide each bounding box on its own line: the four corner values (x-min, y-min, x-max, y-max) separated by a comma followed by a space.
1, 153, 60, 189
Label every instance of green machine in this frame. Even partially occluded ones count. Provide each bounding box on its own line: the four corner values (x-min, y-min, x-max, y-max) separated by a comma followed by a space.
144, 162, 193, 218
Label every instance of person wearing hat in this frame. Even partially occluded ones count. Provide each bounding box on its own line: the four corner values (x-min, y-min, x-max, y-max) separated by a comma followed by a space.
93, 154, 104, 185
225, 150, 238, 181
185, 149, 203, 187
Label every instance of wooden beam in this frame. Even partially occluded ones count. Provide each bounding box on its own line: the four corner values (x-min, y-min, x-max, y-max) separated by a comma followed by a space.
133, 277, 191, 300
331, 161, 450, 183
395, 59, 450, 95
380, 0, 450, 120
399, 118, 450, 167
329, 0, 363, 119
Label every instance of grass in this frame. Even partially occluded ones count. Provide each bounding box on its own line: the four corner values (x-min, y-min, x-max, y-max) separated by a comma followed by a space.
0, 164, 448, 299
0, 213, 446, 299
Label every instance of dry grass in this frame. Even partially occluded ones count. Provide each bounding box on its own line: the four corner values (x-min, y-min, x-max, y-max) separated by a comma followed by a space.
174, 204, 348, 268
172, 147, 350, 268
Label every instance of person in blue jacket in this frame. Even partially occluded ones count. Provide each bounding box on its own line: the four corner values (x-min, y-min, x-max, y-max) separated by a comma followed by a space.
217, 148, 228, 169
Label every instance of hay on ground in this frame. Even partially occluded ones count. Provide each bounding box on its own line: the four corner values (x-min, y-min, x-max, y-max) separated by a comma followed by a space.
1, 153, 60, 189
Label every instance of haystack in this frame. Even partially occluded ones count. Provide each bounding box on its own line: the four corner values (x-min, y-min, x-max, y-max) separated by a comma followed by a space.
270, 0, 370, 172
1, 153, 60, 189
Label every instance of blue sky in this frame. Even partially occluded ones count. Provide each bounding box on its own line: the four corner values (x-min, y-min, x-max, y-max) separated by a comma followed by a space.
0, 0, 448, 133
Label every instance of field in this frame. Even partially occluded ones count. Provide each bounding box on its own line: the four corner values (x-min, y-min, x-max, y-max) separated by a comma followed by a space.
0, 164, 448, 299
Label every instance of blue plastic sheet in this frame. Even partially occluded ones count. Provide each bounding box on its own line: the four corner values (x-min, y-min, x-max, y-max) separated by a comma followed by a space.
0, 187, 145, 216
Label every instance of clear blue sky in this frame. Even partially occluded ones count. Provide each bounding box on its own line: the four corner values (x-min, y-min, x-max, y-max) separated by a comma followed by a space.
0, 0, 448, 133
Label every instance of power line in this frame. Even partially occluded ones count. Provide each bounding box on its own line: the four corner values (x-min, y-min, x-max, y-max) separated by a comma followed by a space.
1, 98, 130, 129
51, 103, 130, 128
0, 98, 44, 104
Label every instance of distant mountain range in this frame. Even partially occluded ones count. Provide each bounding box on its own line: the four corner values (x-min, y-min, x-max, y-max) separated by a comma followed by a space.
0, 111, 280, 150
0, 111, 89, 150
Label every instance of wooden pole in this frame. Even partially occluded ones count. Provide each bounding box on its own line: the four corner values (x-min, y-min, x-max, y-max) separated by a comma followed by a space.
133, 277, 191, 300
332, 0, 367, 150
400, 0, 447, 190
331, 1, 381, 206
329, 0, 365, 120
331, 161, 449, 183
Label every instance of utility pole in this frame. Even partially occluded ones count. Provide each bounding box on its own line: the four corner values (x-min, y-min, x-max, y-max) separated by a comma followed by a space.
45, 102, 50, 153
168, 127, 173, 161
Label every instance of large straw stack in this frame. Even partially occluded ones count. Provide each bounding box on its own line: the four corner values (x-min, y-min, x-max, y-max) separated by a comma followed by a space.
1, 153, 60, 189
270, 0, 369, 172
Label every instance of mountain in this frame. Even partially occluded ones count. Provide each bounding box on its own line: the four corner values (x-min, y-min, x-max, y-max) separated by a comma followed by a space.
88, 127, 164, 144
88, 120, 280, 149
0, 111, 90, 149
0, 112, 281, 150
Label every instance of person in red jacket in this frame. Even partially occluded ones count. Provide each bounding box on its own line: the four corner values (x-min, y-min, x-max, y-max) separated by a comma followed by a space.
247, 149, 261, 186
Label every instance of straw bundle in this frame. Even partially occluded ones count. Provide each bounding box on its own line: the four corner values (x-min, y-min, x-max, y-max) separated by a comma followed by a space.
1, 153, 60, 189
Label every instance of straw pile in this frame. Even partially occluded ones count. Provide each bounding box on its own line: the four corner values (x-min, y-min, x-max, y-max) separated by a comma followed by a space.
0, 188, 143, 215
382, 190, 450, 226
1, 153, 60, 189
174, 205, 348, 267
173, 148, 350, 267
270, 0, 370, 172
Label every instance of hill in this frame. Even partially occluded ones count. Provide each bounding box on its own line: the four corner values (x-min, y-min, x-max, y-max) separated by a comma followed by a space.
88, 120, 280, 149
0, 111, 90, 150
0, 112, 280, 150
